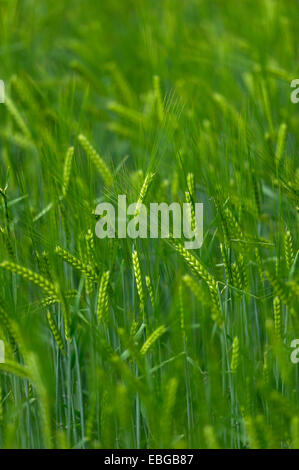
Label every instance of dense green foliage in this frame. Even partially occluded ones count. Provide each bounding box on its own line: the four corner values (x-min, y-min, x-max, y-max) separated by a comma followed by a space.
0, 0, 298, 449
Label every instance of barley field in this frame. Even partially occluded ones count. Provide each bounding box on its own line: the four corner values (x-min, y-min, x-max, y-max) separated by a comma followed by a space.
0, 0, 298, 449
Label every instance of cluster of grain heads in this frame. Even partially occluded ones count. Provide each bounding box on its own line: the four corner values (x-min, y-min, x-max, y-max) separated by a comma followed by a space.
132, 250, 145, 313
0, 261, 57, 297
140, 325, 166, 355
230, 336, 240, 373
62, 146, 74, 197
97, 271, 110, 323
78, 134, 113, 186
41, 289, 77, 308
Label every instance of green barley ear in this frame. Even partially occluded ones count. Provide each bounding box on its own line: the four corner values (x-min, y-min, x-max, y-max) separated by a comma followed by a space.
107, 62, 134, 106
185, 172, 196, 233
85, 229, 96, 294
132, 250, 145, 312
140, 325, 166, 355
273, 296, 281, 339
185, 190, 196, 233
224, 207, 243, 241
129, 320, 138, 338
0, 306, 17, 349
168, 239, 211, 283
86, 229, 95, 260
62, 146, 74, 197
97, 270, 110, 323
231, 336, 240, 373
145, 275, 155, 306
46, 311, 66, 355
231, 262, 242, 294
275, 122, 287, 166
86, 391, 97, 443
0, 360, 31, 380
55, 245, 98, 282
0, 261, 57, 297
41, 289, 77, 308
161, 377, 178, 442
284, 230, 294, 272
41, 251, 53, 282
135, 172, 155, 217
207, 279, 223, 328
78, 134, 113, 186
204, 425, 220, 449
182, 274, 202, 302
153, 75, 164, 122
0, 227, 15, 259
107, 101, 145, 126
5, 94, 31, 138
187, 172, 195, 198
169, 240, 223, 327
238, 254, 248, 290
265, 271, 291, 308
54, 282, 71, 342
116, 383, 130, 430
